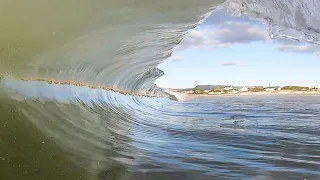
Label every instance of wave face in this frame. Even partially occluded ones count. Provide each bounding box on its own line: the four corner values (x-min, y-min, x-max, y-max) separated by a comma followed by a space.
1, 0, 320, 179
0, 0, 223, 95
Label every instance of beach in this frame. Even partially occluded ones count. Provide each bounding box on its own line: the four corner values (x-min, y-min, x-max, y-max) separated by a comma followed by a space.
188, 91, 320, 98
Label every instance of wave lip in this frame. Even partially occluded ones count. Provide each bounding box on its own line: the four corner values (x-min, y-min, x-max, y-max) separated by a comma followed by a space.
223, 0, 320, 44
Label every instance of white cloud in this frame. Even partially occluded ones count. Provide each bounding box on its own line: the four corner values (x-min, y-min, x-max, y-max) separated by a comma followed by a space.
211, 22, 269, 43
273, 38, 320, 54
221, 62, 249, 67
221, 62, 237, 66
176, 9, 319, 54
176, 21, 268, 51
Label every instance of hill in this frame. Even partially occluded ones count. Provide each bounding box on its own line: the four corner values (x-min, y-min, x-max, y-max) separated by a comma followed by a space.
194, 85, 231, 90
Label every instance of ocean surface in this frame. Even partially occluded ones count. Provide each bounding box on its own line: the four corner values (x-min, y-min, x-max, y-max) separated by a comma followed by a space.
1, 80, 320, 180
1, 0, 320, 179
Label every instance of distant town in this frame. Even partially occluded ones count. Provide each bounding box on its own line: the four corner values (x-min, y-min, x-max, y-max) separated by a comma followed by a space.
170, 85, 320, 96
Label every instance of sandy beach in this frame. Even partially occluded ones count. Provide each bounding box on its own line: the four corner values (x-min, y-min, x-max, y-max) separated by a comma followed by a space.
188, 91, 320, 98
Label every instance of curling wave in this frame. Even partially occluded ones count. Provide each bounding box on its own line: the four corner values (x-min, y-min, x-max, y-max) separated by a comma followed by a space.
1, 0, 320, 179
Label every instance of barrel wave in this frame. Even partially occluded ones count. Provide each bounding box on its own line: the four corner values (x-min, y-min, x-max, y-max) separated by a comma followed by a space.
1, 0, 320, 180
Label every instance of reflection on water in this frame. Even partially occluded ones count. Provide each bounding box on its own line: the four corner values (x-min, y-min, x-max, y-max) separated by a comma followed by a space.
1, 79, 320, 179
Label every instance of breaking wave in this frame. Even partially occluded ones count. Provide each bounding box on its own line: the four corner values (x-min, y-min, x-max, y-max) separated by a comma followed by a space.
1, 0, 320, 179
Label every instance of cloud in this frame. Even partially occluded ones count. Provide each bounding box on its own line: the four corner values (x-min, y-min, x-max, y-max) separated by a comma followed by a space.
176, 8, 319, 54
176, 22, 268, 51
177, 31, 208, 50
272, 38, 320, 54
274, 44, 320, 54
221, 62, 249, 67
176, 9, 269, 52
221, 62, 237, 66
212, 22, 269, 43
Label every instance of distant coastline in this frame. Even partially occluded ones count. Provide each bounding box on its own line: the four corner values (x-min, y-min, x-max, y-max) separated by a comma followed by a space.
188, 90, 320, 97
167, 85, 320, 98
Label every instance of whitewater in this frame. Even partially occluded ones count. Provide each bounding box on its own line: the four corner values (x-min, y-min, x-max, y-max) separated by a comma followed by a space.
1, 0, 320, 179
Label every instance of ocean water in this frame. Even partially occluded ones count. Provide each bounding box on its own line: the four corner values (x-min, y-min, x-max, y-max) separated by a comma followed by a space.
1, 80, 320, 179
1, 0, 320, 180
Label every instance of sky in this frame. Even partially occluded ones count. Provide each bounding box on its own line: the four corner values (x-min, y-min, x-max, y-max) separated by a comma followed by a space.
155, 9, 320, 89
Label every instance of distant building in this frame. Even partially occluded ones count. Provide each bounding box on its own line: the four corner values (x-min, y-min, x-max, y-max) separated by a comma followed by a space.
240, 86, 248, 92
232, 89, 239, 93
185, 90, 194, 94
204, 90, 210, 93
208, 91, 223, 95
265, 87, 276, 92
224, 86, 234, 91
265, 86, 281, 92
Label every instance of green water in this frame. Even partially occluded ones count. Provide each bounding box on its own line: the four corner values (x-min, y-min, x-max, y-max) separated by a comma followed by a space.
0, 98, 131, 180
0, 100, 85, 179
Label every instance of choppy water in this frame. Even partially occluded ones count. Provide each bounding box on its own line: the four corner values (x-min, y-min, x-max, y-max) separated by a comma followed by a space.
1, 0, 320, 179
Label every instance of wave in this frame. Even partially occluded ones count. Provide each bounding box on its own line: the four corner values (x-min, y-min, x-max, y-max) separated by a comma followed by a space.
2, 0, 320, 95
1, 0, 320, 179
0, 0, 220, 96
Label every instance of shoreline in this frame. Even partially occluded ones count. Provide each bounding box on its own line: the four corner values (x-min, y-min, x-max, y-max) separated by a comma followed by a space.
187, 91, 320, 98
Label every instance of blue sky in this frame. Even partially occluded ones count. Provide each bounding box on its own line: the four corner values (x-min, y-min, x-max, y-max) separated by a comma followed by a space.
155, 9, 320, 89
